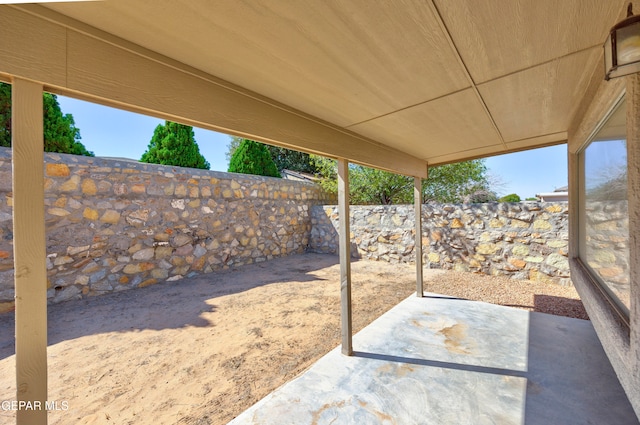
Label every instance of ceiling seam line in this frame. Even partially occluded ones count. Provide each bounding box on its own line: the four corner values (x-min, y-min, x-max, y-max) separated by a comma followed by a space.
428, 0, 508, 150
476, 45, 602, 87
426, 137, 568, 165
508, 131, 568, 145
12, 4, 413, 158
344, 87, 471, 128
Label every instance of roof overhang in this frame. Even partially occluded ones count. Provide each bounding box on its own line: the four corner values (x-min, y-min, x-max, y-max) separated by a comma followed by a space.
0, 1, 629, 178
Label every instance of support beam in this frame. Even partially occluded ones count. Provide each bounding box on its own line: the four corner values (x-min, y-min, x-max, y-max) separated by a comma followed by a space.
338, 159, 352, 356
414, 177, 424, 298
12, 78, 47, 424
0, 5, 429, 179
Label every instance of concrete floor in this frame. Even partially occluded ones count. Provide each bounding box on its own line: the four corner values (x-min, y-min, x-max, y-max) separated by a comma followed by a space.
229, 293, 639, 425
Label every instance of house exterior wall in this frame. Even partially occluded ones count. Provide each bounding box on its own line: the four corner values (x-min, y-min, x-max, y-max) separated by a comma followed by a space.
568, 69, 639, 417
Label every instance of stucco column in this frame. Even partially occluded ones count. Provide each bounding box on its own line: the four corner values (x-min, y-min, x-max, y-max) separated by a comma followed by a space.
338, 158, 352, 356
12, 78, 48, 425
626, 73, 640, 392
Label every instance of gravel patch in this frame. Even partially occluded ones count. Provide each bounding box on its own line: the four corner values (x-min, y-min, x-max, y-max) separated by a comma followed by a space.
423, 270, 588, 320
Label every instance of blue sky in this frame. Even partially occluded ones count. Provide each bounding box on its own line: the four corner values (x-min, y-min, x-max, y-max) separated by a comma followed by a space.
57, 96, 567, 200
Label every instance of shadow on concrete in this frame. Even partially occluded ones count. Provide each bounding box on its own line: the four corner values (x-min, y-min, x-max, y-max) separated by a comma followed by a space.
354, 351, 527, 378
0, 253, 342, 360
523, 312, 636, 425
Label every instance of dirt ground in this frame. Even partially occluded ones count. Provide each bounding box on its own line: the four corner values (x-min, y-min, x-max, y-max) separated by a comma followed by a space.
0, 253, 586, 425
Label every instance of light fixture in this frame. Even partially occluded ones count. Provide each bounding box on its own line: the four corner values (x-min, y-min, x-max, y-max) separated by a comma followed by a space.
605, 3, 640, 80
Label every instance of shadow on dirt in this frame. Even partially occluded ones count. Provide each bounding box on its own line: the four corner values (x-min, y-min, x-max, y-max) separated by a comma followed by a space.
0, 253, 343, 360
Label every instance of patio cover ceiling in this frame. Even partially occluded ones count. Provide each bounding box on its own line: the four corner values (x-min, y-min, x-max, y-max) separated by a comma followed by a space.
0, 0, 628, 178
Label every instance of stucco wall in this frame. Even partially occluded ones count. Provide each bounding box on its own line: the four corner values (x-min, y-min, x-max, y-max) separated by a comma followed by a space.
0, 147, 333, 312
310, 202, 571, 285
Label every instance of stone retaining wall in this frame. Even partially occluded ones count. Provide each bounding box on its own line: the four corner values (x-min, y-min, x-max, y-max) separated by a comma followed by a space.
310, 202, 571, 285
0, 147, 333, 312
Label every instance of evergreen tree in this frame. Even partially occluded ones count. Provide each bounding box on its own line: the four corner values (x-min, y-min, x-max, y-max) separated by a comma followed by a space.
140, 121, 210, 169
0, 82, 93, 156
0, 83, 9, 148
228, 139, 280, 177
226, 136, 318, 173
265, 145, 317, 173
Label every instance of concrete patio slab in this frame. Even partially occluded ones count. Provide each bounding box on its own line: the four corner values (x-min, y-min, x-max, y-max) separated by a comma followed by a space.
229, 293, 639, 425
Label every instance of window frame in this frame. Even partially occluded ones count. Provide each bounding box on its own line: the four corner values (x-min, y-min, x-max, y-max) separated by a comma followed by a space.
577, 95, 631, 324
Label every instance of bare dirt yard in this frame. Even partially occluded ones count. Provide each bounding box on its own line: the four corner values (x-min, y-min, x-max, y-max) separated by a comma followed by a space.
0, 253, 587, 424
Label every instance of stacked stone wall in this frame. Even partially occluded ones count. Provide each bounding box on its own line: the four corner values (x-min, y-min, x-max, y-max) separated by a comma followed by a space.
0, 147, 333, 312
310, 202, 571, 285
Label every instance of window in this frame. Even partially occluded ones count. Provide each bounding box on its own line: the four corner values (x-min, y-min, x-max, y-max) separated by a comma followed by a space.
579, 98, 630, 316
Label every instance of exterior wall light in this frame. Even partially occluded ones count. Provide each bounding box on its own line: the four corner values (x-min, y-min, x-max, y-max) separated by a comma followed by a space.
605, 3, 640, 80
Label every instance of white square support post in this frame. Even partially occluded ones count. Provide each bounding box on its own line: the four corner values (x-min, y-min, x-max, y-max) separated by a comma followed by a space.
415, 177, 423, 297
12, 78, 48, 425
338, 158, 352, 356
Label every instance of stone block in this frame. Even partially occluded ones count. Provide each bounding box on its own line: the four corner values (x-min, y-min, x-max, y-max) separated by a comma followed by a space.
175, 244, 194, 256
81, 178, 97, 195
533, 219, 552, 230
171, 234, 193, 247
508, 258, 527, 269
138, 278, 158, 288
83, 207, 99, 221
100, 210, 121, 225
45, 163, 70, 177
476, 243, 499, 255
123, 263, 154, 274
512, 245, 529, 256
151, 268, 169, 279
155, 246, 173, 259
545, 253, 569, 270
489, 218, 505, 228
59, 175, 81, 192
132, 248, 155, 261
450, 218, 464, 228
175, 184, 187, 197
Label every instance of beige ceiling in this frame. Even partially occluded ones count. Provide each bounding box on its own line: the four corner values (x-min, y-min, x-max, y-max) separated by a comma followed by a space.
20, 0, 629, 167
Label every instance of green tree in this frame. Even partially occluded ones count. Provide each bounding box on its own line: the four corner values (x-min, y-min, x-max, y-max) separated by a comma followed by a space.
350, 167, 413, 205
266, 145, 317, 173
227, 136, 317, 173
140, 121, 210, 169
310, 154, 338, 193
225, 135, 242, 164
311, 156, 494, 205
0, 83, 9, 148
499, 193, 521, 202
228, 139, 280, 177
424, 160, 493, 203
0, 82, 93, 156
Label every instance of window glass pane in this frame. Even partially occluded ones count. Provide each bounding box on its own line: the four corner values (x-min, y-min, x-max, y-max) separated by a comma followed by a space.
581, 100, 629, 314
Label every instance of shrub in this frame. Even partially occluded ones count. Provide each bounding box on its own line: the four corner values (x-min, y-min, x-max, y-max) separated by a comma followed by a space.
499, 193, 521, 202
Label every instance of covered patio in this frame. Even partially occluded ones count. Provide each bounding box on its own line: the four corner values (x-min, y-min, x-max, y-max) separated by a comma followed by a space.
231, 294, 638, 425
1, 1, 640, 424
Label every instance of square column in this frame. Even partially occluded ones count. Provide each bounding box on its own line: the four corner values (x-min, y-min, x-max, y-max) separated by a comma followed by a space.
12, 78, 48, 425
